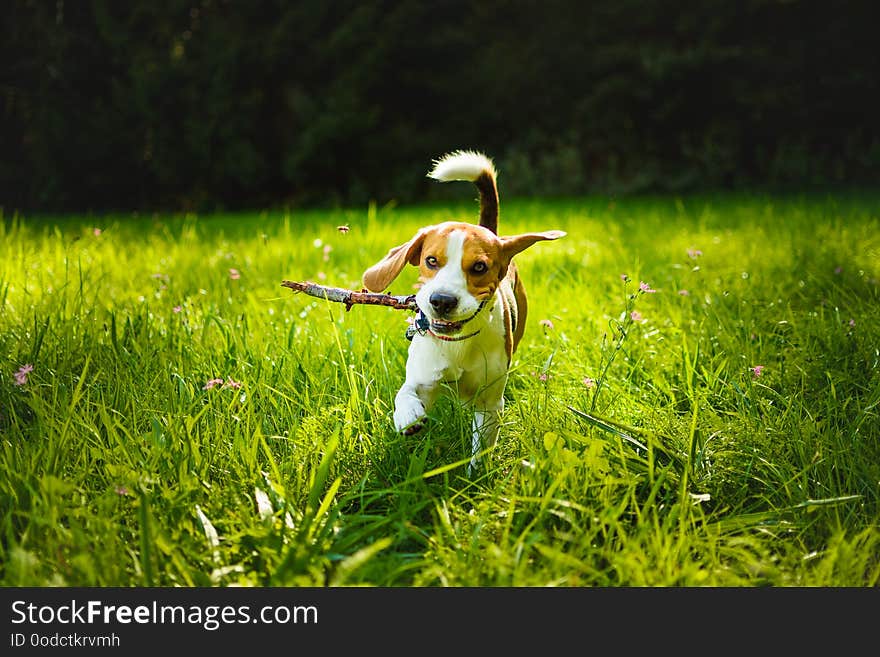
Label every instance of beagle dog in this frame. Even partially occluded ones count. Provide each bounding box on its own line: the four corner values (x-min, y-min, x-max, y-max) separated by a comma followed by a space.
362, 151, 565, 472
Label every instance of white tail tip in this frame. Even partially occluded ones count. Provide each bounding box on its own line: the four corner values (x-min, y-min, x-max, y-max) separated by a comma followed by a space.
427, 150, 496, 182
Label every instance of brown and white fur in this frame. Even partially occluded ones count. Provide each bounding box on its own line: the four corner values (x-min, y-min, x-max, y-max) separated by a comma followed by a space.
362, 151, 565, 473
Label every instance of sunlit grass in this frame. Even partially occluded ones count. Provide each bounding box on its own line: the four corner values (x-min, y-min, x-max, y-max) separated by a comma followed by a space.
1, 193, 879, 586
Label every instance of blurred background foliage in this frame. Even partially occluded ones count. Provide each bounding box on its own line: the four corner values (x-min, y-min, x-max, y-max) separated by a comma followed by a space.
3, 0, 878, 212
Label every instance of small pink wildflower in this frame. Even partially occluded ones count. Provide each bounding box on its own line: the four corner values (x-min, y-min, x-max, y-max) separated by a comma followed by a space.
229, 268, 241, 280
538, 373, 549, 382
678, 289, 690, 296
639, 281, 656, 293
750, 365, 764, 378
539, 319, 554, 329
14, 364, 34, 386
630, 310, 643, 322
93, 227, 102, 236
114, 485, 129, 496
317, 271, 327, 281
583, 377, 596, 388
225, 378, 242, 389
848, 318, 855, 327
323, 244, 333, 262
620, 273, 630, 282
203, 378, 224, 390
687, 248, 703, 259
834, 266, 842, 275
173, 305, 182, 313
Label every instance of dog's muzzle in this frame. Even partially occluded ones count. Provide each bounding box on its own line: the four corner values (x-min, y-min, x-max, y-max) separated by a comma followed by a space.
405, 298, 490, 342
428, 292, 458, 317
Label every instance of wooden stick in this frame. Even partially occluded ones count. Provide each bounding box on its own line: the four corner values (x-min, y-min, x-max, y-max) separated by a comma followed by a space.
281, 280, 417, 312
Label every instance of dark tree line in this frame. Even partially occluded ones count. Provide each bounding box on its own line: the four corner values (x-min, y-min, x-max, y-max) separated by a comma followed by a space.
3, 0, 878, 213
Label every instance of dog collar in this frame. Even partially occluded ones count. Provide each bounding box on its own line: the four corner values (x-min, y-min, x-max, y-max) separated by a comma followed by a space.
405, 299, 489, 342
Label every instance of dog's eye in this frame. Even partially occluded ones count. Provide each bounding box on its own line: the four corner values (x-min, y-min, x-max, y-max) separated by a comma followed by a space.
425, 256, 439, 269
472, 261, 489, 274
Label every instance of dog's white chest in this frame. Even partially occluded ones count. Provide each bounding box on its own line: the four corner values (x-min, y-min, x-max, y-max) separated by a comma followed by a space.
406, 300, 507, 388
411, 337, 469, 382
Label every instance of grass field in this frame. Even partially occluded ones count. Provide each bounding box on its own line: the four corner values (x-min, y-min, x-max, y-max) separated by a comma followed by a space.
1, 193, 879, 586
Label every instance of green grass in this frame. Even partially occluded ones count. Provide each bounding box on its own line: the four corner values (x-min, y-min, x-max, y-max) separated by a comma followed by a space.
1, 193, 879, 586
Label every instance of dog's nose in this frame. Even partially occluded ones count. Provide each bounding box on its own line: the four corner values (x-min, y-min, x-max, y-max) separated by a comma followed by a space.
429, 292, 458, 315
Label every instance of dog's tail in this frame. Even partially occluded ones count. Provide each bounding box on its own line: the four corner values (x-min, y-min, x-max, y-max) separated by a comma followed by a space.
427, 150, 499, 234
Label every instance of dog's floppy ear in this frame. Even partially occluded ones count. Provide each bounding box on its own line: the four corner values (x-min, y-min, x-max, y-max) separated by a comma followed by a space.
362, 230, 428, 292
500, 230, 566, 261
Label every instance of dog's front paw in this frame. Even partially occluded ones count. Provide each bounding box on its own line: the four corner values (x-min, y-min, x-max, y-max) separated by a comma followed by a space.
394, 400, 426, 435
401, 421, 425, 436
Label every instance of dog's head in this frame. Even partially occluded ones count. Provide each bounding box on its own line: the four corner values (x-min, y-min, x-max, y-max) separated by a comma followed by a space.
362, 221, 565, 323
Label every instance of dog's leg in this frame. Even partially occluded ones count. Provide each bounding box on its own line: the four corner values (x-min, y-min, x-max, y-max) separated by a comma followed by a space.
468, 379, 506, 475
394, 381, 440, 435
469, 406, 502, 475
394, 385, 426, 435
393, 337, 445, 435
